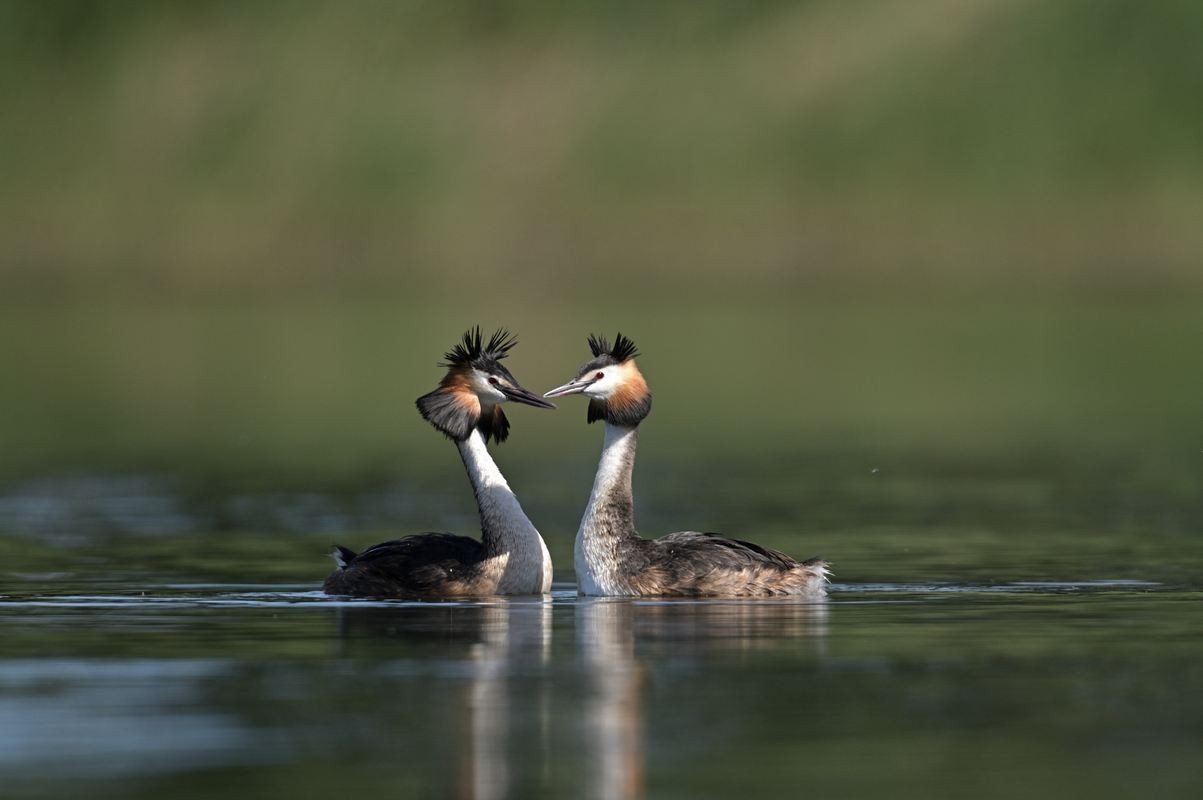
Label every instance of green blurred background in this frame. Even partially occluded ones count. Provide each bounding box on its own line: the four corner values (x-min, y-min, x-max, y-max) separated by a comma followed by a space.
2, 0, 1201, 582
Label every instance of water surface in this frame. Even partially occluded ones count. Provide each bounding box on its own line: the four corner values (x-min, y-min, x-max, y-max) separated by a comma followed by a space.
2, 574, 1201, 800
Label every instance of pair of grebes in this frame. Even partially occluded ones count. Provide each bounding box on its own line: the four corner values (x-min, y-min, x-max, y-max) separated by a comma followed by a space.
324, 328, 829, 599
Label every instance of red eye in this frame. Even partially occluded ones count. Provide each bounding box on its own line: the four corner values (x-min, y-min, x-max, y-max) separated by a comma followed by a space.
488, 377, 498, 385
595, 372, 605, 380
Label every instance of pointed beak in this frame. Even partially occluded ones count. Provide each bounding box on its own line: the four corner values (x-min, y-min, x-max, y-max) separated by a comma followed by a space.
502, 382, 557, 409
543, 378, 589, 399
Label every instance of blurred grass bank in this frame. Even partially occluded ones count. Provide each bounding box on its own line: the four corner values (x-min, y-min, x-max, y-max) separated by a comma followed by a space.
1, 0, 1201, 485
3, 0, 1202, 302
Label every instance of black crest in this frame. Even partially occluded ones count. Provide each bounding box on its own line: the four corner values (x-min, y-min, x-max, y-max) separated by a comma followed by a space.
444, 327, 517, 371
587, 332, 639, 363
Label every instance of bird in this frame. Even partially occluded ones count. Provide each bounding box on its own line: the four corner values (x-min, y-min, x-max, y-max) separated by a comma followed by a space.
543, 333, 829, 598
324, 327, 556, 598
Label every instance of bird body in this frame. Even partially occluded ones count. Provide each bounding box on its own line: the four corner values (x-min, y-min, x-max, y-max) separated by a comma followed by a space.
546, 334, 828, 598
324, 329, 554, 598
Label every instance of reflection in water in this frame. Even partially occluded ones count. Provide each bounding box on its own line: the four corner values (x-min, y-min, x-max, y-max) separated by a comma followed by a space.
577, 599, 829, 800
335, 599, 552, 800
5, 586, 1203, 799
578, 600, 644, 800
460, 601, 552, 800
627, 599, 829, 651
35, 588, 1203, 798
332, 597, 827, 800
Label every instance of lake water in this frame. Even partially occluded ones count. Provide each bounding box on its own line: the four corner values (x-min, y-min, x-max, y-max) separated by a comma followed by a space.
2, 506, 1202, 799
2, 301, 1202, 798
2, 580, 1201, 799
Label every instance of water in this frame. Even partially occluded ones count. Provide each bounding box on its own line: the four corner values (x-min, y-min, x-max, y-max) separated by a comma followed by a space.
2, 572, 1201, 799
2, 300, 1202, 797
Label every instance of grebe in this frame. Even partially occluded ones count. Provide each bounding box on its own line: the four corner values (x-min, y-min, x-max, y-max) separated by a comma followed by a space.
324, 327, 555, 598
544, 334, 829, 598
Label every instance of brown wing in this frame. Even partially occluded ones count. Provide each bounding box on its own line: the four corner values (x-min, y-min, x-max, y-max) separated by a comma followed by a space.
630, 531, 818, 597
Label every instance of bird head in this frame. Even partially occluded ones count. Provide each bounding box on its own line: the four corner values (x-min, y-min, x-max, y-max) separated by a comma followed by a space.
416, 327, 554, 444
544, 333, 651, 427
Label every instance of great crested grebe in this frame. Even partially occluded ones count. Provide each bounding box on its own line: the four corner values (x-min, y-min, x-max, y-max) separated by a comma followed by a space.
324, 328, 555, 598
544, 334, 829, 598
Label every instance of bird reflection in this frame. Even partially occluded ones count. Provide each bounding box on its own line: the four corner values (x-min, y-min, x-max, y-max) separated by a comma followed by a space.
333, 599, 552, 799
578, 600, 644, 800
331, 597, 826, 799
576, 598, 828, 800
459, 600, 551, 800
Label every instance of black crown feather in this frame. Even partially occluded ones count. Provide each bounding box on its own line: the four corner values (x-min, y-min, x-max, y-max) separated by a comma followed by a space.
587, 332, 639, 362
443, 327, 517, 368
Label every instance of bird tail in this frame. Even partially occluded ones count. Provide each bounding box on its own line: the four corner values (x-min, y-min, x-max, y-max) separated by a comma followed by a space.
330, 545, 357, 569
801, 557, 832, 585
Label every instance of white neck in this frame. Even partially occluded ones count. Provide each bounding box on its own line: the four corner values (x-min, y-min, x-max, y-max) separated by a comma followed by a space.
575, 423, 639, 595
456, 429, 552, 593
587, 424, 638, 519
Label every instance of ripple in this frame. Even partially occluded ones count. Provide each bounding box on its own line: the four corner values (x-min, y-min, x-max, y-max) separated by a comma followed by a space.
0, 578, 1170, 611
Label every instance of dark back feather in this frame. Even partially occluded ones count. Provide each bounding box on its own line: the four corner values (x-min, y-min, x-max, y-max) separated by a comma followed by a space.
324, 533, 486, 598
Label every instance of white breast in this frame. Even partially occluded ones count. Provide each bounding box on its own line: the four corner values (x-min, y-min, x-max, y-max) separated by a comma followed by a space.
574, 529, 628, 596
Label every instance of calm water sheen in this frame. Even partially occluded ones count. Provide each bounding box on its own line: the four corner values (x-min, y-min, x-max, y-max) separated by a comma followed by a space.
2, 576, 1202, 799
